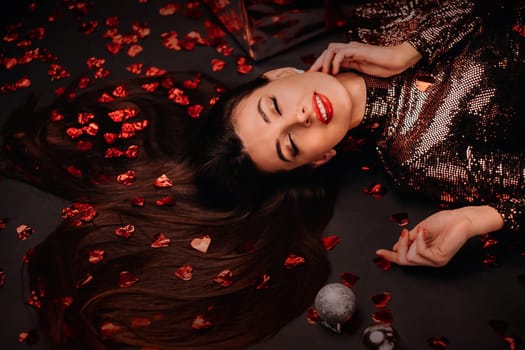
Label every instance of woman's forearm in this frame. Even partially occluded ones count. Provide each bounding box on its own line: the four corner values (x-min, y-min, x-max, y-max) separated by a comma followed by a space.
395, 42, 422, 71
456, 205, 504, 238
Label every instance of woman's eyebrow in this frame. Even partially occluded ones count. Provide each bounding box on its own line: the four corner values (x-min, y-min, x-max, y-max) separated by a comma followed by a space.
257, 97, 270, 123
276, 139, 290, 162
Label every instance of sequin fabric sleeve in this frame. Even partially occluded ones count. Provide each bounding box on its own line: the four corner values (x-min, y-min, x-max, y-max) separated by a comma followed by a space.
354, 3, 525, 234
466, 147, 525, 233
405, 0, 482, 64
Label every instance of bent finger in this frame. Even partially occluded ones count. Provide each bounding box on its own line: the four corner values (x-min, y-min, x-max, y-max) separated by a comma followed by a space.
375, 249, 401, 265
376, 249, 416, 266
397, 229, 410, 256
331, 51, 348, 75
414, 229, 449, 266
321, 50, 336, 74
308, 50, 327, 72
406, 235, 436, 266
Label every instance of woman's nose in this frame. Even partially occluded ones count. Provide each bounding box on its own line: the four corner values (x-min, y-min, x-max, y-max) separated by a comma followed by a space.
294, 107, 311, 127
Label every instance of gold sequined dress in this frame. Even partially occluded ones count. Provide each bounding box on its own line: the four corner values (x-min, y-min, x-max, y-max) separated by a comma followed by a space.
349, 0, 525, 232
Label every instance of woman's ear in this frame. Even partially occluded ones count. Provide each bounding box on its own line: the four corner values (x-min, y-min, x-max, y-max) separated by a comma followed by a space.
262, 67, 304, 81
310, 149, 336, 168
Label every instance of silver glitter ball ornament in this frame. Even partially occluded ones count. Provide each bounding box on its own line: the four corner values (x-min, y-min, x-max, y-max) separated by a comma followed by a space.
314, 283, 356, 324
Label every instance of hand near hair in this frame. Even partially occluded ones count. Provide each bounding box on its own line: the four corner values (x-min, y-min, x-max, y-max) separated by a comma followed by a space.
376, 206, 504, 267
309, 41, 422, 77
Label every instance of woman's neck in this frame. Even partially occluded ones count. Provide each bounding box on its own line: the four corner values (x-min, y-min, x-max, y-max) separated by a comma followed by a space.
335, 72, 366, 132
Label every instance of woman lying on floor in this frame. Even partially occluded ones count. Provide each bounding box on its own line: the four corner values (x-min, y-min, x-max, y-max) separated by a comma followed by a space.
1, 0, 523, 349
228, 0, 524, 267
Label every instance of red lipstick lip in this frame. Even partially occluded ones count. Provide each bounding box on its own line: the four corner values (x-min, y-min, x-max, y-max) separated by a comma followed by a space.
312, 92, 333, 125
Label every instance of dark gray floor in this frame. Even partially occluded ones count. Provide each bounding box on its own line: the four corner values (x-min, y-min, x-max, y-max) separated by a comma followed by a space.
1, 1, 524, 349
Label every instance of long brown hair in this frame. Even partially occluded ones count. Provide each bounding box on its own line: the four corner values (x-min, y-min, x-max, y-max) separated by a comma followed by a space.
1, 72, 339, 350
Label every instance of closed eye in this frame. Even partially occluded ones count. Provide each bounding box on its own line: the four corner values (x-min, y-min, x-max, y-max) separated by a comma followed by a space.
288, 133, 298, 157
271, 96, 281, 116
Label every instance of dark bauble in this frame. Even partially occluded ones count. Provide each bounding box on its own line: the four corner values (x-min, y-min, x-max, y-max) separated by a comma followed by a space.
362, 323, 399, 350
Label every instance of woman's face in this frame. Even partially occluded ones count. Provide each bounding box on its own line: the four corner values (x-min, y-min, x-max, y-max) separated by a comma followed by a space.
233, 68, 353, 172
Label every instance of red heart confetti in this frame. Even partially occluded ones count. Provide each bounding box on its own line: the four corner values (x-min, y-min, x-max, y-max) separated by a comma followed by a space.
155, 195, 176, 207
511, 24, 525, 36
61, 296, 74, 308
482, 253, 500, 268
168, 87, 189, 105
213, 269, 233, 287
66, 165, 82, 178
371, 292, 391, 308
99, 92, 115, 103
66, 127, 83, 139
363, 182, 387, 199
100, 321, 121, 338
0, 270, 5, 287
132, 21, 150, 38
161, 31, 181, 50
154, 174, 173, 188
255, 273, 270, 290
126, 63, 143, 74
48, 63, 70, 80
373, 256, 392, 271
427, 336, 449, 349
26, 290, 41, 309
145, 66, 167, 76
159, 2, 181, 16
18, 329, 39, 344
16, 224, 35, 241
187, 104, 203, 118
108, 108, 139, 123
389, 212, 409, 227
211, 58, 225, 71
114, 224, 135, 239
322, 235, 341, 250
23, 248, 35, 264
191, 235, 211, 253
86, 57, 105, 69
151, 233, 170, 248
119, 123, 136, 139
284, 254, 305, 269
192, 314, 212, 330
503, 336, 520, 350
89, 249, 105, 264
0, 218, 9, 230
236, 56, 253, 74
306, 306, 320, 324
61, 202, 97, 223
76, 272, 94, 289
131, 317, 151, 328
174, 265, 193, 281
371, 308, 393, 325
131, 197, 145, 207
340, 272, 360, 288
117, 170, 136, 186
480, 234, 499, 249
119, 271, 139, 288
112, 85, 129, 97
127, 44, 143, 57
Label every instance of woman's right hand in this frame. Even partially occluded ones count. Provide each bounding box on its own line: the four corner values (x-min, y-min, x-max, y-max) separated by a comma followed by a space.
376, 206, 504, 267
308, 41, 422, 77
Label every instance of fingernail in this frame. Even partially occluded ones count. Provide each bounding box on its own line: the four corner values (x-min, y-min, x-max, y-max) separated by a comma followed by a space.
400, 229, 408, 238
293, 68, 305, 73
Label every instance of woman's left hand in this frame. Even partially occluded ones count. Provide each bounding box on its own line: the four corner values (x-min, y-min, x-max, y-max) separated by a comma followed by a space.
376, 206, 504, 267
308, 41, 422, 77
